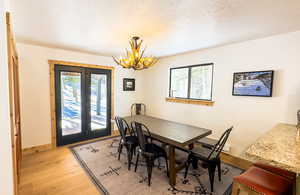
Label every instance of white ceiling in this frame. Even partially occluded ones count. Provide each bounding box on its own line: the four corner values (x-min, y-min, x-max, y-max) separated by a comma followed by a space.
11, 0, 300, 57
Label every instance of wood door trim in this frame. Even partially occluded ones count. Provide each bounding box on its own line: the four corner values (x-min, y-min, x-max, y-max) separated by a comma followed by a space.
6, 12, 21, 195
49, 60, 115, 148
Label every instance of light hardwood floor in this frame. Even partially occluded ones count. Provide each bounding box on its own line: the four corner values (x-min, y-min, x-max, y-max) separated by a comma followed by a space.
19, 139, 252, 195
19, 147, 99, 195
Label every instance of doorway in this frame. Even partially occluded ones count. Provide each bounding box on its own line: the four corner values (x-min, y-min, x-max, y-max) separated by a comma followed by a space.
54, 64, 112, 146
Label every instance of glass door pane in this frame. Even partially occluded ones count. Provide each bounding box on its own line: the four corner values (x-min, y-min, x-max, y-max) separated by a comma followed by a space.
60, 71, 82, 136
90, 74, 107, 131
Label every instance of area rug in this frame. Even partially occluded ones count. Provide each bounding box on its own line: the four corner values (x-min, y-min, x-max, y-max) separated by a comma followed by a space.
70, 137, 242, 195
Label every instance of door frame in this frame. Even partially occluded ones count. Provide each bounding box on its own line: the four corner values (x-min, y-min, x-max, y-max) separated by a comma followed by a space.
6, 12, 21, 195
49, 60, 115, 148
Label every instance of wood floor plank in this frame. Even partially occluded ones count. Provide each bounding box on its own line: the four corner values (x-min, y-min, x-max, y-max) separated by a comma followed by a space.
19, 147, 99, 195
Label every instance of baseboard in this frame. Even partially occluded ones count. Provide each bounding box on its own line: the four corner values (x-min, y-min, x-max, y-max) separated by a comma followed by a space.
111, 130, 119, 136
22, 131, 120, 156
22, 144, 53, 156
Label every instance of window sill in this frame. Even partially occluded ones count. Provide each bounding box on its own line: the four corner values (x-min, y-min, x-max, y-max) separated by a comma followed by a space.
165, 97, 214, 106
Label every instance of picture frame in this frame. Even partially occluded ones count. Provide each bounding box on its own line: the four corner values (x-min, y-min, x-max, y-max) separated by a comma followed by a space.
123, 78, 135, 91
232, 70, 274, 97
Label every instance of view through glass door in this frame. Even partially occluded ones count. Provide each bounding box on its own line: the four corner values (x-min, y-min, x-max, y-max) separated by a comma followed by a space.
55, 65, 111, 146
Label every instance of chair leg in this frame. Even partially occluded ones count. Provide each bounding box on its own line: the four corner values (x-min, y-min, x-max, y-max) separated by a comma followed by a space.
184, 159, 192, 178
133, 147, 136, 156
217, 159, 221, 181
127, 145, 132, 170
130, 145, 136, 158
185, 154, 194, 178
208, 164, 216, 192
157, 157, 161, 168
118, 144, 123, 160
118, 138, 122, 149
135, 153, 140, 172
146, 157, 153, 186
117, 143, 121, 153
129, 145, 136, 170
164, 156, 169, 177
192, 158, 198, 169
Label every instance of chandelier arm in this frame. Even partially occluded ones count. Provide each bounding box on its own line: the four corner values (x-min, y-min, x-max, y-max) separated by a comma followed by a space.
126, 48, 130, 58
136, 39, 143, 50
112, 56, 120, 65
136, 48, 146, 68
145, 57, 158, 68
139, 48, 145, 59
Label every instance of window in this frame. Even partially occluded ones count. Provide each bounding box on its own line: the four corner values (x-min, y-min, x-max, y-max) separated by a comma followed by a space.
169, 63, 213, 101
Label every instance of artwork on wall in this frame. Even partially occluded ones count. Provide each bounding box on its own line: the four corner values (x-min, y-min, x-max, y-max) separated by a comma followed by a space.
232, 70, 274, 97
123, 78, 135, 91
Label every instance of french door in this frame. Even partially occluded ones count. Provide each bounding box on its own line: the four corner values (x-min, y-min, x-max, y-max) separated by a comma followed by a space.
55, 65, 111, 146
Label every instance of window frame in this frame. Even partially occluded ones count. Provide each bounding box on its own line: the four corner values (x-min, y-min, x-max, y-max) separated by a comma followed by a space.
169, 63, 214, 101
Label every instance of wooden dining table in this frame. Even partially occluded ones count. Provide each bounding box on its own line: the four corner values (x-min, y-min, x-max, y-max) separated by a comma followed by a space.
124, 115, 212, 186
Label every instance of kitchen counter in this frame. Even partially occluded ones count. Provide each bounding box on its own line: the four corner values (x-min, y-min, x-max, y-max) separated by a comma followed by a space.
246, 123, 300, 173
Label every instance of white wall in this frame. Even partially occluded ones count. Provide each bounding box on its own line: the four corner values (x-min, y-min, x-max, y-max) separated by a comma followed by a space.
17, 43, 144, 148
142, 31, 300, 156
0, 0, 15, 194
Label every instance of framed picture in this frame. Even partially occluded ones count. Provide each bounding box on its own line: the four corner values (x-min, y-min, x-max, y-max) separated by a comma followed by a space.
123, 78, 135, 91
232, 70, 274, 97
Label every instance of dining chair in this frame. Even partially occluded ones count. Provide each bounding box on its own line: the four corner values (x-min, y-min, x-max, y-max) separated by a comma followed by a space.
115, 116, 139, 170
131, 103, 146, 116
184, 126, 233, 192
131, 121, 169, 186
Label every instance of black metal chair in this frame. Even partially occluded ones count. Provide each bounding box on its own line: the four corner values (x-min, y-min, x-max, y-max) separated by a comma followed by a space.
131, 121, 169, 186
131, 103, 146, 116
184, 127, 233, 192
115, 116, 139, 170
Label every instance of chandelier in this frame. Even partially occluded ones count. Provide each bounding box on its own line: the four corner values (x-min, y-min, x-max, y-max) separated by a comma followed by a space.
113, 36, 158, 70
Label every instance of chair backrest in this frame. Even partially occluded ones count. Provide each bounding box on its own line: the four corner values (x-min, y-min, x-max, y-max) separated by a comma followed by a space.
131, 103, 146, 116
115, 116, 132, 139
131, 121, 152, 152
207, 126, 233, 160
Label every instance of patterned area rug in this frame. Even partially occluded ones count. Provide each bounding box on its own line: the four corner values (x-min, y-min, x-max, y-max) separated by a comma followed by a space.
70, 137, 242, 195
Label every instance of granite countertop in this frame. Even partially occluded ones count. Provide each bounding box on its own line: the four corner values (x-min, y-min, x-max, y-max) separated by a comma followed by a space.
246, 123, 300, 173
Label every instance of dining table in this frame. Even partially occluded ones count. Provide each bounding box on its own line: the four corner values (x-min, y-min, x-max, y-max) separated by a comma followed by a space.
124, 115, 212, 186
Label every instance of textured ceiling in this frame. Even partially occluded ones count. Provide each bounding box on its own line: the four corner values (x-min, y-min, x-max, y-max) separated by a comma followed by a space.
11, 0, 300, 57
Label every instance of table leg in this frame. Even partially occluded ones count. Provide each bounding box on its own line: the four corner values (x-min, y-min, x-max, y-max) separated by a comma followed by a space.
169, 145, 176, 186
296, 174, 300, 195
188, 143, 198, 169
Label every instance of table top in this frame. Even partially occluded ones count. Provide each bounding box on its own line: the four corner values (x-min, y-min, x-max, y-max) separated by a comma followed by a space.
246, 123, 300, 173
124, 115, 212, 148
